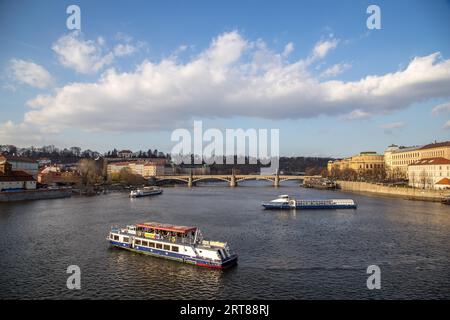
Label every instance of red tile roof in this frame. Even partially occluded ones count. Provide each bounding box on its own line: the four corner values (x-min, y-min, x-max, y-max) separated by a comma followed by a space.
0, 170, 36, 182
436, 178, 450, 185
410, 157, 450, 166
419, 141, 450, 150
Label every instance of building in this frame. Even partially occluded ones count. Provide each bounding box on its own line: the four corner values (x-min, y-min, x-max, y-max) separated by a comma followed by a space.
327, 151, 385, 174
384, 145, 421, 179
0, 159, 36, 191
38, 170, 81, 185
384, 141, 450, 179
407, 157, 450, 190
107, 161, 165, 179
0, 155, 39, 178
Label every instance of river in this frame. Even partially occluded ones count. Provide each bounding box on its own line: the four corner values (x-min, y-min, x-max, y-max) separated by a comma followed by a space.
1, 181, 449, 299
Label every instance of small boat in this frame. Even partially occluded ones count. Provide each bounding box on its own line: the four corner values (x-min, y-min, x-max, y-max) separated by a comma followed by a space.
262, 195, 357, 210
130, 186, 162, 198
107, 221, 238, 269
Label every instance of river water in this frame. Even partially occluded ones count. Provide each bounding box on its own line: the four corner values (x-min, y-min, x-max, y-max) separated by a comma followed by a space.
1, 181, 449, 299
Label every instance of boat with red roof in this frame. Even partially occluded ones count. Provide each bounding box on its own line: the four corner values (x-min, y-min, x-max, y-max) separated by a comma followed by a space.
107, 221, 238, 269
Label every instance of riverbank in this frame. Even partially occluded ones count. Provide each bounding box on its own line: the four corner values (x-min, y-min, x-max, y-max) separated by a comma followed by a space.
0, 188, 72, 202
336, 180, 449, 202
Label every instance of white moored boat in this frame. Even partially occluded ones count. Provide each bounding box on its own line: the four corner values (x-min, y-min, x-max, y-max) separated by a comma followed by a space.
129, 186, 162, 198
107, 221, 238, 269
262, 195, 357, 210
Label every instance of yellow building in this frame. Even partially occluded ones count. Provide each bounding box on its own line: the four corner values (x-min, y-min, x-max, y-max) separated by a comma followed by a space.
327, 151, 385, 174
107, 161, 164, 179
384, 141, 450, 179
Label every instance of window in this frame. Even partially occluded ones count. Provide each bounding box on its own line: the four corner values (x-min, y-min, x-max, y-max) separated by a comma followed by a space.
135, 240, 141, 245
114, 235, 119, 241
110, 234, 114, 239
142, 241, 148, 246
171, 246, 179, 252
149, 242, 155, 248
123, 237, 129, 243
156, 243, 163, 249
163, 244, 171, 251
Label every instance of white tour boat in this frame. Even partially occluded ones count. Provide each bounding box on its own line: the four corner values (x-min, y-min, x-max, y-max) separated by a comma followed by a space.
107, 221, 238, 269
129, 186, 163, 198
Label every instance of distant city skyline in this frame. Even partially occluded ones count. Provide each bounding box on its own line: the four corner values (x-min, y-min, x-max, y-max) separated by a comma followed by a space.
1, 0, 449, 158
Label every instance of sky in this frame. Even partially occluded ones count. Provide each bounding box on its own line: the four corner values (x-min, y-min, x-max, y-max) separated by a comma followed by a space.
0, 0, 449, 158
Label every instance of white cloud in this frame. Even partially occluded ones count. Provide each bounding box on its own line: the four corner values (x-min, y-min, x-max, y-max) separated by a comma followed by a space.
0, 121, 46, 146
380, 122, 405, 129
7, 31, 450, 135
52, 31, 114, 74
321, 63, 351, 78
343, 109, 372, 120
431, 102, 450, 115
113, 43, 136, 57
444, 120, 450, 129
282, 42, 294, 58
9, 59, 54, 88
312, 38, 339, 60
380, 121, 406, 134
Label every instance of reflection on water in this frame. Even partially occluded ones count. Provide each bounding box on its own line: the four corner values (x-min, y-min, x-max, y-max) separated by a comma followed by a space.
0, 183, 449, 299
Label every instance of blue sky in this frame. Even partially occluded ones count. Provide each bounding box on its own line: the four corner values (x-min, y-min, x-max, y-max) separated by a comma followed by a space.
0, 0, 449, 157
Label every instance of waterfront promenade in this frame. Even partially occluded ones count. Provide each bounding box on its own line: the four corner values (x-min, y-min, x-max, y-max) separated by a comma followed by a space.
152, 174, 321, 187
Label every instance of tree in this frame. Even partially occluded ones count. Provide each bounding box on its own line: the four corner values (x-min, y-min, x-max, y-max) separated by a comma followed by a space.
118, 167, 148, 185
419, 170, 427, 189
78, 159, 101, 187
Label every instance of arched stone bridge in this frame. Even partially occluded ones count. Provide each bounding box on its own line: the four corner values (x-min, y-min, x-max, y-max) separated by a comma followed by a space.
152, 174, 321, 187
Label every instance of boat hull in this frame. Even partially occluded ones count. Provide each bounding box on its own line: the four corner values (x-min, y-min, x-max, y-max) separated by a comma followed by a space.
130, 190, 163, 198
109, 240, 238, 269
262, 203, 357, 210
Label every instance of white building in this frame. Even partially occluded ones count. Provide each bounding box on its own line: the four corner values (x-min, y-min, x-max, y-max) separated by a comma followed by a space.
408, 157, 450, 190
0, 155, 39, 178
0, 159, 36, 191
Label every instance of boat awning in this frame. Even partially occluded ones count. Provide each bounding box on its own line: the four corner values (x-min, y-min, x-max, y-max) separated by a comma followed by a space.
136, 221, 197, 234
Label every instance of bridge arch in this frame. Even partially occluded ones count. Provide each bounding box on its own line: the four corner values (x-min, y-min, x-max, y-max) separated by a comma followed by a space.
192, 176, 230, 183
235, 176, 275, 183
155, 177, 189, 184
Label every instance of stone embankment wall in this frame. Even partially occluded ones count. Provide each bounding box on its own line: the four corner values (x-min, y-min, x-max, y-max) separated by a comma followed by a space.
336, 181, 449, 202
0, 189, 72, 202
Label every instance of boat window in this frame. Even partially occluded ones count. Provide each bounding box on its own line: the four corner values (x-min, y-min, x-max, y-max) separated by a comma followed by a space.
156, 243, 163, 249
123, 237, 129, 243
135, 240, 141, 245
114, 235, 119, 241
142, 241, 148, 246
110, 234, 114, 239
148, 242, 155, 248
171, 246, 179, 252
163, 244, 171, 251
